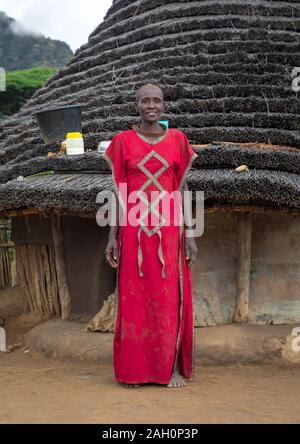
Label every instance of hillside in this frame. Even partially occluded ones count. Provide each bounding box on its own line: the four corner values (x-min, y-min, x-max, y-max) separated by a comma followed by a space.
0, 11, 73, 71
0, 67, 58, 119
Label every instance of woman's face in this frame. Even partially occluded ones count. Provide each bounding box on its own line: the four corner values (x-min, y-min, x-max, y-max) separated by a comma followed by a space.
136, 86, 164, 124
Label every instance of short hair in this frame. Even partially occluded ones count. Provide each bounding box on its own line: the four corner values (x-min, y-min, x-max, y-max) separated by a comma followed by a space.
136, 83, 164, 102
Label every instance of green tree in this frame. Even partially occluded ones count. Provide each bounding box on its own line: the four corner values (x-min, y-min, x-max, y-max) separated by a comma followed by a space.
0, 67, 57, 119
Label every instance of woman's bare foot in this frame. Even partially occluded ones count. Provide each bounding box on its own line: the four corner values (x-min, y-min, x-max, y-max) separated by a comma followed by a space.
167, 370, 187, 388
122, 383, 140, 388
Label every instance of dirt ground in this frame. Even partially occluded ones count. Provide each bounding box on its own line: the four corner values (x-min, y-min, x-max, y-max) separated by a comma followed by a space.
1, 287, 300, 424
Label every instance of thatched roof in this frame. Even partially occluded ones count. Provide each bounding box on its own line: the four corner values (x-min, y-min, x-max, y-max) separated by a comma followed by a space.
0, 173, 113, 213
0, 143, 300, 212
0, 163, 299, 213
0, 0, 300, 213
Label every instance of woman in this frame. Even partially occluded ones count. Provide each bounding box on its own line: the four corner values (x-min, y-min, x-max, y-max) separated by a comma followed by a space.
103, 84, 198, 388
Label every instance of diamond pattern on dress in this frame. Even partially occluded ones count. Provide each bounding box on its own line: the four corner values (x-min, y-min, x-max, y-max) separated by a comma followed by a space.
137, 150, 169, 237
135, 150, 170, 279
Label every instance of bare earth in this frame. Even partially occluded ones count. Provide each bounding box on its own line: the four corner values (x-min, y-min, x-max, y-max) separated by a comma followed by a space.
1, 288, 300, 424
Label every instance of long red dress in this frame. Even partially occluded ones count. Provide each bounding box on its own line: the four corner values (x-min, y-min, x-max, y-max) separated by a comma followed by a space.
103, 128, 198, 385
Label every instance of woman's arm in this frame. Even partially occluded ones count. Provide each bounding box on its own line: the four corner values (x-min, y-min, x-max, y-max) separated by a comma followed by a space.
181, 181, 198, 268
105, 190, 119, 269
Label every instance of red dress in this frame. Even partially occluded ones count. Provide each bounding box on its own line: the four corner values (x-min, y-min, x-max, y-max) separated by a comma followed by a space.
103, 128, 198, 384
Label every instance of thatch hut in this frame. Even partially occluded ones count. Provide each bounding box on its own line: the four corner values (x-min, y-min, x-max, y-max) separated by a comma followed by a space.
0, 0, 299, 326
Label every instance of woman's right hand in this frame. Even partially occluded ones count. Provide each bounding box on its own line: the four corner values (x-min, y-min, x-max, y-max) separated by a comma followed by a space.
105, 236, 119, 269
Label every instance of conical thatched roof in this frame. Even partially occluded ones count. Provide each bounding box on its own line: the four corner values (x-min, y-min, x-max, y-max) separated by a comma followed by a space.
0, 0, 300, 213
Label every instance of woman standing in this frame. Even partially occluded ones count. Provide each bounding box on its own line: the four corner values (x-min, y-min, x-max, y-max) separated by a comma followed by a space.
103, 84, 198, 388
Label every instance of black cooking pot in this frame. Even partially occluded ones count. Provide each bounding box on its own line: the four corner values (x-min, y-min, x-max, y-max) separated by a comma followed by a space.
33, 105, 82, 144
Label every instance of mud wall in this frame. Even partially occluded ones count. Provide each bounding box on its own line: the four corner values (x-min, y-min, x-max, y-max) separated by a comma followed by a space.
250, 212, 300, 324
11, 210, 300, 324
193, 211, 300, 326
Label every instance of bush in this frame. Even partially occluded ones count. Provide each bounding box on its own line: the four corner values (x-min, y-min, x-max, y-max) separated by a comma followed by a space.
0, 67, 57, 117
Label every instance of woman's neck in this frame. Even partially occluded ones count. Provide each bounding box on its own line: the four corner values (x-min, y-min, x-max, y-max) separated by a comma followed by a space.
139, 121, 163, 134
136, 121, 165, 136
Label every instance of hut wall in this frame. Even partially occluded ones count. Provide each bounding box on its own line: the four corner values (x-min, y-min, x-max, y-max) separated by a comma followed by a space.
193, 212, 238, 326
249, 212, 300, 324
10, 211, 300, 324
193, 211, 300, 326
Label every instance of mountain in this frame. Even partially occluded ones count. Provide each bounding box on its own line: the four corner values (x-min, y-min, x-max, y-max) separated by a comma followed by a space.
0, 11, 73, 71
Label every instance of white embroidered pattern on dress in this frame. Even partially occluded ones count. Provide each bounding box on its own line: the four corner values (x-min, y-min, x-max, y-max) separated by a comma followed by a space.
136, 150, 169, 278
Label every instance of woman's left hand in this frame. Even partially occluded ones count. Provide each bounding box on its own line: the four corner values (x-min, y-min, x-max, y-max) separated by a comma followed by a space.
185, 236, 198, 268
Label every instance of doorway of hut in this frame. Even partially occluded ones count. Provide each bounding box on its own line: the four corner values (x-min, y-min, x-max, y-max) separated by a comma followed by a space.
10, 213, 115, 321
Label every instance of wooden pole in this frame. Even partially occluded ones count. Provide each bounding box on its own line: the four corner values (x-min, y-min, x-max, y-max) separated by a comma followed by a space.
15, 245, 34, 312
51, 214, 72, 320
205, 204, 299, 216
15, 244, 61, 316
234, 212, 252, 323
0, 220, 11, 288
0, 208, 96, 219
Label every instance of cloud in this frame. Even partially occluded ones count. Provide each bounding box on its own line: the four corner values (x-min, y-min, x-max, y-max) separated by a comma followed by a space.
10, 19, 43, 37
0, 0, 113, 50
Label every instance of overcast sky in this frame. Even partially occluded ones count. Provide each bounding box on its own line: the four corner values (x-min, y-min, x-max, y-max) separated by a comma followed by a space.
0, 0, 113, 51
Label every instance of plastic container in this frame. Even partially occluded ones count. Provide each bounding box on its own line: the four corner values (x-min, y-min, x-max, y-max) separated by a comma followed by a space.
98, 141, 112, 154
33, 105, 82, 145
65, 132, 84, 155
